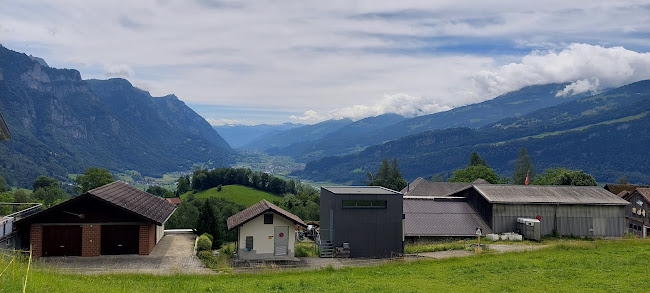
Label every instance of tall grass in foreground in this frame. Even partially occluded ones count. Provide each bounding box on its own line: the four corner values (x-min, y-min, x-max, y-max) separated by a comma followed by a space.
2, 239, 650, 292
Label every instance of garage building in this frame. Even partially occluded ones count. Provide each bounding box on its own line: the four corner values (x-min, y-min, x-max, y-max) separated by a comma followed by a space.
17, 182, 176, 258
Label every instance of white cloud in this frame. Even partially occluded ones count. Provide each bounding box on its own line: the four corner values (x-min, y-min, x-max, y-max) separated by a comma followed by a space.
290, 110, 324, 123
1, 1, 650, 124
205, 118, 255, 126
104, 64, 134, 78
470, 44, 650, 99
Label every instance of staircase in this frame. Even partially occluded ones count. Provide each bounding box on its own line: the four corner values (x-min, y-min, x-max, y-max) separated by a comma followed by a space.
318, 241, 334, 258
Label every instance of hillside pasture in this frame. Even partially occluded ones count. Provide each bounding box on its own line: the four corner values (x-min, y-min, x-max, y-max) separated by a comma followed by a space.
182, 185, 282, 207
2, 239, 650, 292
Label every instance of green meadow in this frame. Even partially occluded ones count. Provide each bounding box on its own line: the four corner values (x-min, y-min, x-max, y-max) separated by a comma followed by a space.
2, 239, 650, 292
181, 184, 282, 207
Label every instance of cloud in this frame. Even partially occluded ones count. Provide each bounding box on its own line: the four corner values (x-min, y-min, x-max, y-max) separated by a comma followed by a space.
205, 118, 255, 126
470, 44, 650, 99
2, 1, 650, 124
104, 64, 134, 78
290, 110, 324, 123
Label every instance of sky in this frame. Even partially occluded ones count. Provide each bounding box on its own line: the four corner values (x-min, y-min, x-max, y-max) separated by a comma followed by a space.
2, 1, 650, 125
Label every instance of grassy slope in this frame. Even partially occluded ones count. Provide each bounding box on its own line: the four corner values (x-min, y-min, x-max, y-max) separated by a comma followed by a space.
181, 185, 282, 207
2, 239, 650, 292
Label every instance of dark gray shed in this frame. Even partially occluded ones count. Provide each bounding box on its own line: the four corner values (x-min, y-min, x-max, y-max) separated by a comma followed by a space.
320, 186, 403, 258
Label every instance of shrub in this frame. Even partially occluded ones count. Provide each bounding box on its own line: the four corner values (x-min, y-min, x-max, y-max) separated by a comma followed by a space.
197, 235, 212, 252
202, 233, 214, 242
219, 242, 235, 256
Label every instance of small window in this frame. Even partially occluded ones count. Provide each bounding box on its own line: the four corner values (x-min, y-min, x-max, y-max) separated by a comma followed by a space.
630, 223, 633, 229
245, 236, 253, 251
264, 214, 273, 224
342, 200, 387, 208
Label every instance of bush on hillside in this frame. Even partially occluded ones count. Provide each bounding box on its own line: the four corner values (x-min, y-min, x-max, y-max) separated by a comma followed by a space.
201, 233, 214, 242
197, 235, 212, 252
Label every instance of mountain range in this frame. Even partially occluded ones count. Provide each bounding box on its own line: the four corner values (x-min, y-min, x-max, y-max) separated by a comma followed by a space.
0, 45, 232, 187
293, 80, 650, 184
260, 84, 592, 162
213, 123, 302, 148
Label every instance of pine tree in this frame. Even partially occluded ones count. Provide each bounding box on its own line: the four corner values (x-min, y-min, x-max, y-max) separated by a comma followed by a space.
469, 152, 488, 167
513, 148, 535, 185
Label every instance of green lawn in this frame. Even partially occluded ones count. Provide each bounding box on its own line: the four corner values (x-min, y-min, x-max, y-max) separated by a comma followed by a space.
181, 185, 282, 207
2, 239, 650, 292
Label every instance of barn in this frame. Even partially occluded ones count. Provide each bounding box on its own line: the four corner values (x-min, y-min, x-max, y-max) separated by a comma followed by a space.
320, 186, 404, 258
621, 188, 650, 237
17, 182, 176, 258
403, 178, 629, 239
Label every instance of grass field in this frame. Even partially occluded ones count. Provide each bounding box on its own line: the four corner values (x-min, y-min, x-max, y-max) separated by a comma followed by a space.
2, 239, 650, 292
181, 185, 282, 207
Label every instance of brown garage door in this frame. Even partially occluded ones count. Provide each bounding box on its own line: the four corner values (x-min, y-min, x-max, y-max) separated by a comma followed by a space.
43, 225, 82, 257
101, 225, 139, 255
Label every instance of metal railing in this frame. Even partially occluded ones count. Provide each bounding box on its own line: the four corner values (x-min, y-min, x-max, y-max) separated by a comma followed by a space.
1, 203, 43, 240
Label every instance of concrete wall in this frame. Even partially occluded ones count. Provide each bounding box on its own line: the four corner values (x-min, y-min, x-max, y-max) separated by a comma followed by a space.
492, 204, 625, 237
156, 224, 164, 244
320, 188, 403, 258
236, 212, 296, 260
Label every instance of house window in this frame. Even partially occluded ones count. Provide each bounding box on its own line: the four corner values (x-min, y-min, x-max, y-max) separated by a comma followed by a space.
264, 214, 273, 224
630, 223, 633, 229
342, 200, 387, 208
245, 236, 253, 251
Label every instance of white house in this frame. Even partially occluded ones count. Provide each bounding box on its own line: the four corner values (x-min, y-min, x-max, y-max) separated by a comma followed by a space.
227, 200, 306, 260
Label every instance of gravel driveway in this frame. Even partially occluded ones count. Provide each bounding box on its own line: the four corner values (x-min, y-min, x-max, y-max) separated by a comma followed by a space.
39, 233, 212, 275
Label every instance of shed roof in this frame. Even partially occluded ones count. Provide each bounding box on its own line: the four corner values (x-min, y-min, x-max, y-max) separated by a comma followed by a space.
604, 184, 649, 195
18, 181, 177, 225
473, 185, 630, 205
85, 182, 177, 225
227, 200, 306, 230
403, 199, 491, 236
0, 112, 10, 141
631, 188, 650, 204
322, 186, 401, 195
401, 178, 472, 197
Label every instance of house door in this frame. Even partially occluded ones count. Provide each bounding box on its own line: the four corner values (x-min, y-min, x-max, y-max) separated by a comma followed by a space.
274, 226, 289, 256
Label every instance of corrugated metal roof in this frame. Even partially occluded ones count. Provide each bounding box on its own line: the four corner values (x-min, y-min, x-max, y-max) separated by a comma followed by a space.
401, 179, 472, 197
227, 200, 306, 230
322, 186, 402, 195
474, 185, 630, 205
87, 181, 177, 225
404, 199, 491, 236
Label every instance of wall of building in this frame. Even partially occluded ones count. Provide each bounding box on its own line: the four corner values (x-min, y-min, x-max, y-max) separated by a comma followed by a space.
320, 189, 403, 258
81, 224, 100, 257
139, 223, 156, 255
156, 224, 164, 244
491, 204, 625, 237
624, 193, 649, 237
236, 212, 296, 260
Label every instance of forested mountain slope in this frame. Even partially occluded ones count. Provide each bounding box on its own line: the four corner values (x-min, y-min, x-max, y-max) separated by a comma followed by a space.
0, 46, 232, 187
294, 80, 650, 185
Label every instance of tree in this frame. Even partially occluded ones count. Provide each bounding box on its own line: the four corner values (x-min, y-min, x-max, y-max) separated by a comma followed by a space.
176, 176, 191, 196
617, 176, 629, 185
33, 185, 69, 207
448, 165, 502, 184
431, 174, 444, 182
366, 158, 407, 191
469, 152, 488, 167
76, 168, 114, 193
196, 199, 219, 246
13, 189, 30, 203
533, 168, 597, 186
33, 176, 59, 191
0, 174, 9, 193
513, 148, 536, 185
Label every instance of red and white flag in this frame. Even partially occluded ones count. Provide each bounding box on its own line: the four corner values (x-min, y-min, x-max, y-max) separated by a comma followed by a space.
525, 171, 530, 185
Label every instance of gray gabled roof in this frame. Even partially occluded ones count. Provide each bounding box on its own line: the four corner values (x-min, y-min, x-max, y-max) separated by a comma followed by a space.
322, 186, 402, 195
404, 199, 491, 236
401, 178, 472, 197
0, 112, 10, 141
227, 200, 306, 230
473, 185, 630, 205
87, 181, 177, 225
